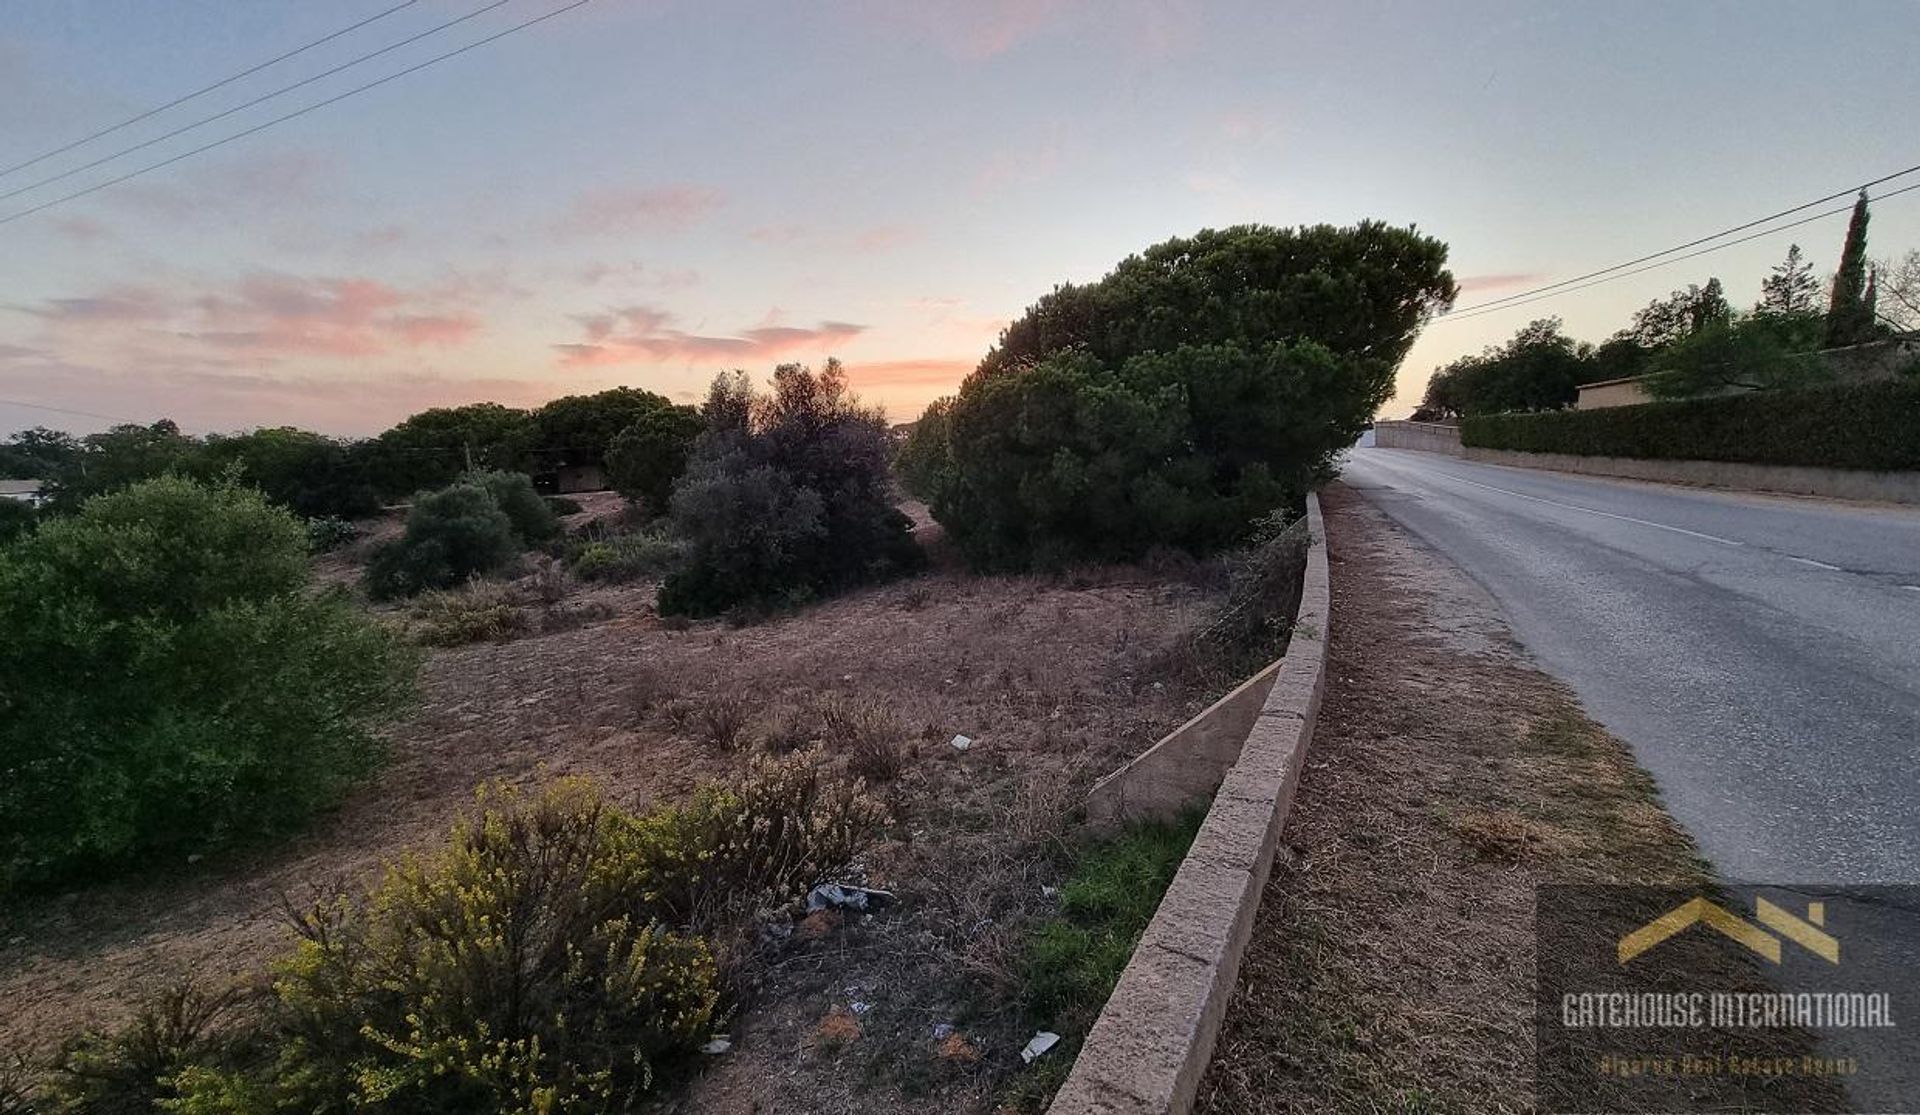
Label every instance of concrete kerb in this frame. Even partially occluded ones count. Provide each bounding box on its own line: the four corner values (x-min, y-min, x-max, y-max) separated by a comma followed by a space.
1048, 492, 1331, 1115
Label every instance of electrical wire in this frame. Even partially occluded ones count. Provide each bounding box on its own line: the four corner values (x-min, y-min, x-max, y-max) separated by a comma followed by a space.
0, 1, 420, 181
0, 0, 518, 205
0, 0, 592, 228
1438, 179, 1920, 325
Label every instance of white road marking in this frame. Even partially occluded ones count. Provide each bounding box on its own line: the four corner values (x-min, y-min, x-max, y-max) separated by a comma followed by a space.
1787, 556, 1841, 571
1435, 472, 1748, 547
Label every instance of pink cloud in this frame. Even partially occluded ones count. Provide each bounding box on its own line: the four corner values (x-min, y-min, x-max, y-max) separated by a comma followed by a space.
556, 305, 865, 367
556, 184, 723, 235
18, 272, 489, 362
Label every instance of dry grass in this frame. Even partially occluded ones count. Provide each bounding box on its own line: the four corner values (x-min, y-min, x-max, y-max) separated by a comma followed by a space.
692, 692, 753, 752
816, 694, 909, 782
0, 501, 1218, 1115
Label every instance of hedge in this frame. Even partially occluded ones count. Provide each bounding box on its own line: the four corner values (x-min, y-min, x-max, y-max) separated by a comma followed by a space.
1460, 380, 1920, 473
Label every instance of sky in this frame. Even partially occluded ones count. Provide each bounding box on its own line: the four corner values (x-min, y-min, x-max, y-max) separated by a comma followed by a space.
2, 0, 1918, 438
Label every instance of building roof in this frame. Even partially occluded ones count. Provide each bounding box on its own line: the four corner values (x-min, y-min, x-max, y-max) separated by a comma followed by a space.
1575, 374, 1650, 391
0, 479, 44, 496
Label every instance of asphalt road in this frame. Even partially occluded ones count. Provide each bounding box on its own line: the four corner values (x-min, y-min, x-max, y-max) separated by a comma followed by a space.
1340, 447, 1920, 885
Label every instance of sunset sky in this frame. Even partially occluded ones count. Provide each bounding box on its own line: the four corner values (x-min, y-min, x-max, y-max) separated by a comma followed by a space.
3, 0, 1918, 438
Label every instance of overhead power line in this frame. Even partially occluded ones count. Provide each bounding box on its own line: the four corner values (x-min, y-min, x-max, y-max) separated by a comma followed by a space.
0, 0, 592, 228
1438, 161, 1920, 321
1438, 178, 1920, 325
0, 2, 420, 182
0, 397, 142, 425
0, 0, 518, 206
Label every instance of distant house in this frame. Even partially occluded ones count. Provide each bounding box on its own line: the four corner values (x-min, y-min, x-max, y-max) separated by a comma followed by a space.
552, 463, 607, 495
1575, 375, 1653, 410
0, 479, 46, 508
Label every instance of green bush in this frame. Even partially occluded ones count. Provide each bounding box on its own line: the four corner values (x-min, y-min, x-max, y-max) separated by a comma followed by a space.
606, 406, 703, 512
42, 981, 240, 1115
404, 582, 528, 647
929, 223, 1455, 568
251, 779, 720, 1114
0, 499, 35, 545
305, 515, 358, 554
365, 483, 520, 601
458, 470, 558, 544
1461, 380, 1920, 472
569, 529, 683, 584
657, 364, 924, 618
0, 477, 416, 891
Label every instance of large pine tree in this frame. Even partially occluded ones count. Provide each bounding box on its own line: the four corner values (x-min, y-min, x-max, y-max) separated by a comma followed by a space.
1824, 190, 1875, 346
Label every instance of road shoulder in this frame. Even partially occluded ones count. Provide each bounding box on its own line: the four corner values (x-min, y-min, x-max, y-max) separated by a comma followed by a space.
1193, 483, 1839, 1114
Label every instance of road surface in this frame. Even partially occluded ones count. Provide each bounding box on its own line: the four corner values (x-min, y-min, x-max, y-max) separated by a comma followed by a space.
1341, 447, 1920, 884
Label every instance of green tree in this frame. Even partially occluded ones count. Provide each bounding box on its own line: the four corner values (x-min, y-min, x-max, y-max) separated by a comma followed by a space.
1421, 318, 1590, 417
1621, 279, 1730, 349
893, 397, 954, 501
604, 403, 703, 511
0, 427, 80, 480
46, 419, 202, 509
1825, 190, 1877, 347
367, 403, 535, 498
199, 426, 381, 519
0, 476, 415, 890
1757, 244, 1821, 317
459, 469, 559, 544
1643, 313, 1830, 399
931, 223, 1456, 567
531, 387, 684, 474
658, 362, 922, 617
365, 482, 522, 600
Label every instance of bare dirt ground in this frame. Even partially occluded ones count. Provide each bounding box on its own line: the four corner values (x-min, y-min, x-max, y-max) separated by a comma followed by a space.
1194, 485, 1843, 1114
0, 500, 1224, 1113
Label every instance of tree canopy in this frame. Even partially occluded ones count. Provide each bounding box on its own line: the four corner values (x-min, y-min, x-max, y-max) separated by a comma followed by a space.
925, 222, 1457, 567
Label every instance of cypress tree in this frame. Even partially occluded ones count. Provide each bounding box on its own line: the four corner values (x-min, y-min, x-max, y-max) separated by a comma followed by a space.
1825, 190, 1873, 347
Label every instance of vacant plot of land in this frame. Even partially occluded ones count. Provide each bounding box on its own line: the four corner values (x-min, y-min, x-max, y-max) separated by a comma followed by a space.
0, 510, 1222, 1114
1195, 484, 1842, 1114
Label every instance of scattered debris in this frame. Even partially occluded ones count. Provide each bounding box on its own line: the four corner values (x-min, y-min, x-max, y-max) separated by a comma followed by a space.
950, 734, 973, 751
1021, 1031, 1061, 1064
794, 909, 842, 942
812, 1006, 863, 1049
938, 1031, 983, 1063
850, 1000, 873, 1015
700, 1037, 732, 1055
931, 1022, 955, 1040
1040, 884, 1059, 899
805, 882, 895, 913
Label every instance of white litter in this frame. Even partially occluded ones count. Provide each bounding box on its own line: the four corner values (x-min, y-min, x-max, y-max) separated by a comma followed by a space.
931, 1022, 955, 1040
950, 734, 973, 752
700, 1037, 732, 1055
850, 1000, 873, 1015
805, 883, 896, 913
1021, 1031, 1061, 1064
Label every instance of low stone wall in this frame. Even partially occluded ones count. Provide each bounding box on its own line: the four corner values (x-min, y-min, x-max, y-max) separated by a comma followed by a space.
1373, 419, 1462, 454
1048, 493, 1331, 1115
1461, 447, 1920, 505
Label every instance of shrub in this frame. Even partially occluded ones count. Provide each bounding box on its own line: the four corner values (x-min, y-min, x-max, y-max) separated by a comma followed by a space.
263, 779, 719, 1113
0, 477, 417, 891
305, 515, 358, 553
1461, 379, 1920, 472
1189, 511, 1310, 680
928, 223, 1455, 568
43, 981, 240, 1115
459, 470, 558, 544
570, 528, 683, 584
631, 755, 889, 931
657, 364, 924, 617
405, 581, 529, 647
815, 696, 908, 783
365, 483, 519, 601
893, 397, 952, 502
691, 693, 751, 751
0, 499, 35, 546
606, 406, 704, 513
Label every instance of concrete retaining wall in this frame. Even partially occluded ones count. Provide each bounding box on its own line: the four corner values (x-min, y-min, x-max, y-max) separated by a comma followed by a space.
1049, 493, 1330, 1115
1373, 419, 1462, 454
1460, 447, 1920, 505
